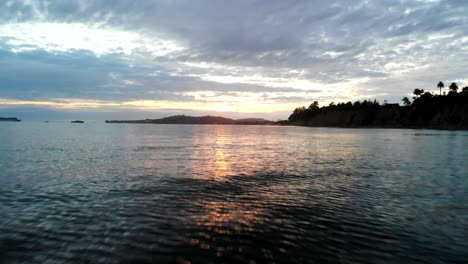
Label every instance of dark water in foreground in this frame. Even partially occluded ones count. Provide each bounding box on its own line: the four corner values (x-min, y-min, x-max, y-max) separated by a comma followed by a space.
0, 123, 467, 263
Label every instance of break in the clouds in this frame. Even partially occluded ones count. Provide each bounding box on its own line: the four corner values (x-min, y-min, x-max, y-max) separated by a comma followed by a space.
0, 0, 467, 120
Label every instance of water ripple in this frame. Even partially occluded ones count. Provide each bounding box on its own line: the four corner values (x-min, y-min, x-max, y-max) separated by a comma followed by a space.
0, 124, 467, 263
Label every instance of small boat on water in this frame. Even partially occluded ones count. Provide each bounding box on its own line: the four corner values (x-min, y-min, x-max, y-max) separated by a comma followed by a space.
71, 120, 84, 123
0, 117, 21, 122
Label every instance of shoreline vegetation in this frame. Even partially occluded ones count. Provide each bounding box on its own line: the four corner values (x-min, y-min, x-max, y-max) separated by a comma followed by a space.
287, 82, 468, 130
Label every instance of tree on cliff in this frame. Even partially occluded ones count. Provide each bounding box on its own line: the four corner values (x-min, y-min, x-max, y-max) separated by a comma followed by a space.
437, 81, 444, 95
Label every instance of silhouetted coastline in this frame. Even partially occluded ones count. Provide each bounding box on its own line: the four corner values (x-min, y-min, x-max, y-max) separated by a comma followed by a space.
103, 83, 467, 130
287, 83, 468, 130
106, 115, 273, 125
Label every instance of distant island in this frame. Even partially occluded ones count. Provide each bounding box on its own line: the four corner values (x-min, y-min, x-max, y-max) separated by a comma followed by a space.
0, 117, 21, 122
287, 82, 468, 130
71, 120, 85, 123
106, 115, 273, 125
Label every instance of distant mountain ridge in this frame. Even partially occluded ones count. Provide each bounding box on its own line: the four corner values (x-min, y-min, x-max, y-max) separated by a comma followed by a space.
105, 115, 273, 125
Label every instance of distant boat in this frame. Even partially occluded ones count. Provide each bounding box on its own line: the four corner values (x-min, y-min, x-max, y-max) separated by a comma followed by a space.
71, 120, 84, 123
0, 117, 21, 122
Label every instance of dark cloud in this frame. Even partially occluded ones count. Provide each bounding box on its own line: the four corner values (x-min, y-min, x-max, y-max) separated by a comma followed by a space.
0, 42, 312, 102
0, 43, 148, 100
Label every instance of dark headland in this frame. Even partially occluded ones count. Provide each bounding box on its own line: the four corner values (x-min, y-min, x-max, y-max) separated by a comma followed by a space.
106, 115, 273, 125
287, 83, 468, 130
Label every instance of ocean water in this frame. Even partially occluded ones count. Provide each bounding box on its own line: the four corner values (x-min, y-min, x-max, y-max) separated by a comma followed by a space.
0, 122, 467, 263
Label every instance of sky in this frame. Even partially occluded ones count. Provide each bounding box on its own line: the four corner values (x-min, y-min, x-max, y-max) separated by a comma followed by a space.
0, 0, 467, 121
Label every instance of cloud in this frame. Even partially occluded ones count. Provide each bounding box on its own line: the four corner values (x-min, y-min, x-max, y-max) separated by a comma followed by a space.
0, 0, 467, 119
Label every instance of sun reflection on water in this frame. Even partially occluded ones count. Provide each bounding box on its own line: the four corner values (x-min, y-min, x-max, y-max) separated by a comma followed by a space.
183, 199, 265, 255
214, 135, 230, 179
190, 126, 238, 181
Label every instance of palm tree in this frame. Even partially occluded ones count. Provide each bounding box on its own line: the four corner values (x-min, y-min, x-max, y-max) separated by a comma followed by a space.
437, 81, 444, 95
449, 82, 458, 93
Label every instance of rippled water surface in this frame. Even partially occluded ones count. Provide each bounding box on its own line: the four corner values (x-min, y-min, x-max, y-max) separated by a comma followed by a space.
1, 123, 467, 263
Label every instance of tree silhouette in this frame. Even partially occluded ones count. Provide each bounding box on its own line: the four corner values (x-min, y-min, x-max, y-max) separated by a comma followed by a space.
286, 82, 467, 129
462, 86, 468, 95
413, 88, 424, 97
402, 97, 411, 106
449, 82, 458, 93
308, 101, 319, 110
437, 81, 444, 95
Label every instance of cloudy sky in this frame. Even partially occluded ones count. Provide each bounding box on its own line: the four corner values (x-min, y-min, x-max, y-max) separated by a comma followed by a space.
0, 0, 467, 120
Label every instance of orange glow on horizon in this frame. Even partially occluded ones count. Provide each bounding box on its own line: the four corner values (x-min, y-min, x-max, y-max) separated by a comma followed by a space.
0, 97, 301, 113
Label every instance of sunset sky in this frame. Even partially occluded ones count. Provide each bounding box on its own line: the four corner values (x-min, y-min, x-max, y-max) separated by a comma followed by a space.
1, 0, 467, 120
